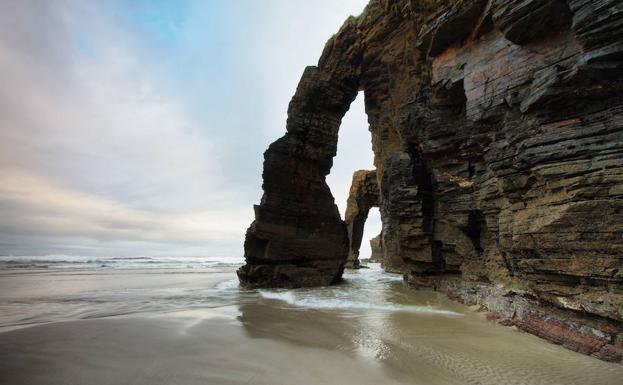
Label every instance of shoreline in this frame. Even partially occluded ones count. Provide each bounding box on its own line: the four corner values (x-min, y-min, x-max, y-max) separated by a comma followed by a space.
1, 266, 622, 384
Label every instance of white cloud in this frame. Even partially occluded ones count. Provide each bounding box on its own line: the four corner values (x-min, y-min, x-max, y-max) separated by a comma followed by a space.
0, 0, 376, 257
0, 168, 252, 254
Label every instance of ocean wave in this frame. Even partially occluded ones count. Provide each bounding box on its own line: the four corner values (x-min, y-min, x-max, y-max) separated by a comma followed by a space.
258, 290, 462, 316
0, 255, 244, 270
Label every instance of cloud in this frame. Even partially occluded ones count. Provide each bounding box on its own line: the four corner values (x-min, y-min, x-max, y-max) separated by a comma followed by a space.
0, 0, 375, 257
0, 168, 252, 256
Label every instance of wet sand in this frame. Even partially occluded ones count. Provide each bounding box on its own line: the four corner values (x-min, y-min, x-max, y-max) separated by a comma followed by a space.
0, 266, 621, 385
0, 312, 413, 385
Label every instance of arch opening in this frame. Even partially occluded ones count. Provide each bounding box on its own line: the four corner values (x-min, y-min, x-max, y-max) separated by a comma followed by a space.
343, 169, 380, 268
324, 91, 381, 269
326, 91, 374, 219
361, 207, 382, 261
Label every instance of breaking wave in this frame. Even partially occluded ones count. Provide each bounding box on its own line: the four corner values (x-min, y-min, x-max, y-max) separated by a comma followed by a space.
0, 255, 244, 270
258, 265, 462, 316
258, 290, 461, 315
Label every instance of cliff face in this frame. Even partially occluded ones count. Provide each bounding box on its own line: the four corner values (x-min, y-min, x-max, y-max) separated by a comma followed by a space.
238, 0, 623, 362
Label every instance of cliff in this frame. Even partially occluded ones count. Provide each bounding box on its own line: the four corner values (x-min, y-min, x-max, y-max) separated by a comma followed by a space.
238, 0, 623, 362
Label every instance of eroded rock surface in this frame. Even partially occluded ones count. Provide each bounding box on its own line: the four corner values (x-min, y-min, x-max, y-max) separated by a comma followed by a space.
237, 19, 362, 288
345, 170, 380, 268
239, 0, 623, 362
369, 234, 383, 262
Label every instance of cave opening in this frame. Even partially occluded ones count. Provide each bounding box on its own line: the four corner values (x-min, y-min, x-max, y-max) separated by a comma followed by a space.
408, 145, 443, 273
464, 210, 486, 254
409, 146, 435, 234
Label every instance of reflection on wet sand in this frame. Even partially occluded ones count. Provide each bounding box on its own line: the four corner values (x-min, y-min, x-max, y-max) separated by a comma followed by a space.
239, 267, 623, 385
1, 265, 622, 385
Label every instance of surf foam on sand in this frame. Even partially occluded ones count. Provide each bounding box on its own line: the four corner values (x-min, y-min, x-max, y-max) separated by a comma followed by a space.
258, 289, 462, 315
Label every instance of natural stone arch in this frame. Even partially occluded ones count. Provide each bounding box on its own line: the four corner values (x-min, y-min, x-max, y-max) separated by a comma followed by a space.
238, 0, 623, 361
237, 19, 364, 288
344, 170, 380, 268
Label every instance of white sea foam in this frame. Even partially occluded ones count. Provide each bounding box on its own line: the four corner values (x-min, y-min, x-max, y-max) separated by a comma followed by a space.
258, 290, 462, 316
0, 255, 244, 270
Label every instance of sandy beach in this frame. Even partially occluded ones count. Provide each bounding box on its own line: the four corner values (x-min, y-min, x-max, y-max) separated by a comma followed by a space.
1, 264, 622, 385
2, 0, 622, 383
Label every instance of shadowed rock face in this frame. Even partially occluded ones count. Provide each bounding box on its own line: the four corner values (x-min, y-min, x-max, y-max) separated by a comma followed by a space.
239, 0, 623, 362
344, 170, 380, 268
369, 234, 383, 262
237, 20, 362, 288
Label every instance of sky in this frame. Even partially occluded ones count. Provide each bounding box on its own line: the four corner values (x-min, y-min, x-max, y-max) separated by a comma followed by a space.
0, 0, 380, 258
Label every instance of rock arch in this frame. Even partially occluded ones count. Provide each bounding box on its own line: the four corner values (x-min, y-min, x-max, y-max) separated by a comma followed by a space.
236, 19, 364, 288
238, 0, 623, 361
344, 170, 380, 268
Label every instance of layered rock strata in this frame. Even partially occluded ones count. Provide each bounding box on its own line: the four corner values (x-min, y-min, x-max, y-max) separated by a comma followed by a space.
237, 20, 362, 288
344, 170, 380, 268
239, 0, 623, 362
369, 234, 383, 262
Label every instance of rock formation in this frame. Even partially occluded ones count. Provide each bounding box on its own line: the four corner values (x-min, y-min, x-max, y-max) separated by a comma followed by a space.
236, 20, 361, 288
344, 170, 380, 268
369, 234, 383, 262
239, 0, 623, 362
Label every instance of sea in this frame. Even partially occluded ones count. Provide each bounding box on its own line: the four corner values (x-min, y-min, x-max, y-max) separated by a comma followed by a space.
1, 255, 622, 385
0, 255, 245, 270
0, 255, 457, 331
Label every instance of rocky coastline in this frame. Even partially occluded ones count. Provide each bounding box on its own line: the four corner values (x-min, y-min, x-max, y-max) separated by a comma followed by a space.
238, 0, 623, 363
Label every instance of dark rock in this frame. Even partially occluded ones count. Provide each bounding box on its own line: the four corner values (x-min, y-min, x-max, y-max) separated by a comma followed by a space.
344, 170, 380, 268
239, 0, 623, 362
369, 234, 383, 262
492, 0, 572, 45
237, 19, 363, 288
568, 0, 623, 77
417, 0, 490, 56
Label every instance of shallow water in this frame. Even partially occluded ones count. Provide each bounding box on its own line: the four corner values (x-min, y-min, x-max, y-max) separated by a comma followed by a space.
0, 260, 621, 385
257, 266, 462, 315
